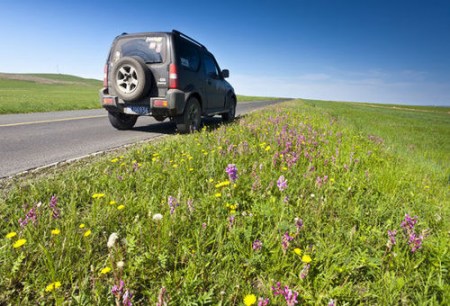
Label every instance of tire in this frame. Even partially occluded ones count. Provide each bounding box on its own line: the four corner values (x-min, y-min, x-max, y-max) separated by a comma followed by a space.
153, 116, 166, 122
222, 96, 236, 122
176, 98, 202, 134
108, 111, 138, 130
111, 56, 151, 101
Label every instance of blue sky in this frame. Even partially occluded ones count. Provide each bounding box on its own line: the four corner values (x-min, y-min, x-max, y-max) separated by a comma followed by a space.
1, 0, 449, 105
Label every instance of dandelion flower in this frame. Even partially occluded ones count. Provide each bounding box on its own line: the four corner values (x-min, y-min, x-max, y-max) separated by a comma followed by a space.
294, 248, 302, 256
92, 193, 105, 199
6, 232, 17, 239
117, 261, 125, 269
13, 239, 26, 248
84, 230, 92, 237
45, 281, 61, 292
79, 224, 85, 229
111, 158, 119, 163
109, 200, 116, 205
243, 294, 257, 306
302, 254, 312, 263
100, 267, 111, 274
51, 229, 61, 235
214, 193, 222, 198
153, 213, 163, 221
117, 205, 125, 210
215, 181, 231, 188
107, 233, 119, 248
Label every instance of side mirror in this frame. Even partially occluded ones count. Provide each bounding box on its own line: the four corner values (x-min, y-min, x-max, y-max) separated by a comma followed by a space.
222, 69, 229, 78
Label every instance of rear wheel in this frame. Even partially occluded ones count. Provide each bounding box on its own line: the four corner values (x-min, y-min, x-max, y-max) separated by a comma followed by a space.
111, 56, 151, 101
108, 111, 138, 130
176, 98, 201, 134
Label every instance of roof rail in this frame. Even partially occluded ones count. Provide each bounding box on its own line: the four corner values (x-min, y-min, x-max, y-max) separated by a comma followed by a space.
172, 29, 207, 50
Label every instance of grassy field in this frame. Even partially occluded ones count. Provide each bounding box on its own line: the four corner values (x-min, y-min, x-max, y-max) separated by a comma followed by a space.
1, 99, 449, 305
0, 73, 276, 114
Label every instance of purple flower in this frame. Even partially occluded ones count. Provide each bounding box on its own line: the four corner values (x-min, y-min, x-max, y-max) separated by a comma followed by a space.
258, 297, 270, 306
294, 218, 304, 233
111, 280, 125, 297
400, 214, 424, 253
252, 239, 263, 251
123, 289, 132, 306
328, 299, 336, 306
401, 214, 418, 232
228, 215, 235, 228
272, 282, 298, 305
19, 206, 37, 227
300, 263, 310, 279
49, 195, 60, 219
387, 229, 397, 250
225, 164, 238, 182
168, 196, 179, 215
277, 175, 288, 191
282, 231, 294, 252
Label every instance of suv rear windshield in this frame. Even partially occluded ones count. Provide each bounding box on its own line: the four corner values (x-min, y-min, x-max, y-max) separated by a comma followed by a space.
111, 36, 167, 64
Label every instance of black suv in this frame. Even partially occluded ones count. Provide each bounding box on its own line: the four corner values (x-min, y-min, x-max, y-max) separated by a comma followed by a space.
99, 30, 236, 133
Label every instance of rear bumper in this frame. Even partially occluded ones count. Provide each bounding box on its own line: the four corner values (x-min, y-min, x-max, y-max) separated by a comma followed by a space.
99, 88, 185, 116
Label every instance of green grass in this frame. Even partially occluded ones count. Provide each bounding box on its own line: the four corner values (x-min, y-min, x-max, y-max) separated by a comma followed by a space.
0, 73, 279, 114
1, 100, 449, 305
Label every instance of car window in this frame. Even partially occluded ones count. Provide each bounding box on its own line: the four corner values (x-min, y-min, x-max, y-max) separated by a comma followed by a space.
177, 39, 200, 71
204, 54, 220, 79
112, 36, 166, 64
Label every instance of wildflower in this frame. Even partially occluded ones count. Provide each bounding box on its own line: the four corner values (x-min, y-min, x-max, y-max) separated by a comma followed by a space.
117, 261, 125, 269
123, 289, 133, 306
401, 214, 418, 232
187, 199, 194, 213
18, 206, 37, 227
117, 205, 125, 210
92, 193, 105, 199
45, 281, 61, 292
294, 217, 304, 233
79, 223, 85, 229
111, 158, 119, 163
293, 248, 302, 256
51, 229, 61, 235
258, 297, 270, 306
387, 229, 397, 250
6, 232, 17, 239
277, 175, 288, 191
13, 239, 26, 248
272, 282, 299, 305
253, 239, 263, 251
300, 263, 310, 279
168, 196, 179, 215
228, 215, 235, 228
49, 195, 60, 219
112, 280, 125, 297
109, 200, 117, 205
84, 230, 92, 237
244, 294, 257, 306
301, 254, 312, 263
107, 233, 119, 248
401, 214, 424, 253
328, 299, 336, 306
100, 267, 111, 274
153, 213, 163, 221
202, 223, 207, 229
282, 231, 294, 252
215, 181, 231, 188
214, 193, 222, 198
225, 164, 238, 182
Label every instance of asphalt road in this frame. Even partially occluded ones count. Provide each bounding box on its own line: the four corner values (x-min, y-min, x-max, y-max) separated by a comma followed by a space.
0, 100, 285, 178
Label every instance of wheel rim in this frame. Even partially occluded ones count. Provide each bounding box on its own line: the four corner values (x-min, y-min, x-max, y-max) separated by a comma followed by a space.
116, 65, 139, 94
188, 103, 200, 131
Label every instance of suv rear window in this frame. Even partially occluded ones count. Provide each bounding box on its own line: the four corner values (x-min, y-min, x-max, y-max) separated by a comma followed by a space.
111, 36, 167, 64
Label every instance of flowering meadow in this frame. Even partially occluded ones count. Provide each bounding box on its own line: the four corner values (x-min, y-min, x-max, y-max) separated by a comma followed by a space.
1, 100, 449, 305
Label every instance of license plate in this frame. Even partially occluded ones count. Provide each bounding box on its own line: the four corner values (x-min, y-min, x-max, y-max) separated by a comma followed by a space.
124, 106, 149, 115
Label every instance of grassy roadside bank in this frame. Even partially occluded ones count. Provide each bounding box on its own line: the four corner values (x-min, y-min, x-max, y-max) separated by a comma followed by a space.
1, 100, 449, 304
0, 73, 279, 114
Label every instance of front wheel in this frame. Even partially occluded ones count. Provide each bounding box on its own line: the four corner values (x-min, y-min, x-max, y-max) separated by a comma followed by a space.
176, 98, 201, 134
108, 111, 138, 130
222, 98, 236, 122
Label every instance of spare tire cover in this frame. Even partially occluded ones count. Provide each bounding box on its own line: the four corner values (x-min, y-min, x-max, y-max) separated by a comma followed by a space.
111, 56, 152, 102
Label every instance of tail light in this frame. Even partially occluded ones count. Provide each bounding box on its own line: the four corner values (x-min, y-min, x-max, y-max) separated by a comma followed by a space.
169, 63, 178, 89
103, 64, 108, 88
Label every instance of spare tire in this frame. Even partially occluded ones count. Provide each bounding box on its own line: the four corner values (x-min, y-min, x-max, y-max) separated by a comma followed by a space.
111, 56, 152, 101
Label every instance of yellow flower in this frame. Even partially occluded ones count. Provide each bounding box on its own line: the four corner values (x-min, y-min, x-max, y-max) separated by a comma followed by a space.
294, 248, 302, 256
282, 166, 288, 171
214, 193, 222, 198
265, 145, 271, 151
243, 294, 257, 306
13, 239, 26, 248
92, 193, 105, 199
109, 200, 116, 205
215, 181, 231, 188
79, 224, 85, 229
189, 168, 194, 172
117, 205, 125, 210
208, 178, 214, 183
100, 267, 111, 274
110, 158, 119, 163
45, 281, 61, 292
6, 232, 17, 239
51, 229, 61, 235
84, 230, 92, 237
302, 254, 312, 263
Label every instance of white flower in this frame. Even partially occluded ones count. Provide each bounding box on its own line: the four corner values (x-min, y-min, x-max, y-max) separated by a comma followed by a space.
153, 213, 163, 221
107, 233, 119, 248
117, 261, 125, 269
